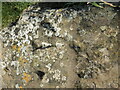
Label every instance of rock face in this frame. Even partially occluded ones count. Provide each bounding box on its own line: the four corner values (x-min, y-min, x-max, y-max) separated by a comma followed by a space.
0, 3, 119, 88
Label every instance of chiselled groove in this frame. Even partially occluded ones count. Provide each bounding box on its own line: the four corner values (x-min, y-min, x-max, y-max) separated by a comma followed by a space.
33, 45, 55, 51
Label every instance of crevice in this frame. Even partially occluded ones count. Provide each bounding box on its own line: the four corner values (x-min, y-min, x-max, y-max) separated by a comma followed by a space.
31, 41, 38, 51
77, 73, 85, 78
33, 45, 55, 51
69, 43, 81, 54
41, 21, 55, 32
35, 70, 45, 80
31, 40, 56, 52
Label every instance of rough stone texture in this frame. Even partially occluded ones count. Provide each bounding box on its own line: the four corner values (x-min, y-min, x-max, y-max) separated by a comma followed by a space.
0, 3, 119, 88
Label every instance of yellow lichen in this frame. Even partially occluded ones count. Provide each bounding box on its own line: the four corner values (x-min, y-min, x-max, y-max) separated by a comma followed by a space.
19, 86, 23, 88
18, 57, 28, 64
56, 9, 63, 13
12, 45, 22, 53
22, 73, 32, 83
56, 9, 63, 16
19, 86, 24, 90
12, 45, 17, 50
17, 46, 22, 52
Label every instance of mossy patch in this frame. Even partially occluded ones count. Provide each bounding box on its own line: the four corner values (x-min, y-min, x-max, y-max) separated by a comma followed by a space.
2, 2, 34, 28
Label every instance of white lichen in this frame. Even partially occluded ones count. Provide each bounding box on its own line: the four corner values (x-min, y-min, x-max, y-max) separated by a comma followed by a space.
53, 69, 61, 81
11, 61, 19, 68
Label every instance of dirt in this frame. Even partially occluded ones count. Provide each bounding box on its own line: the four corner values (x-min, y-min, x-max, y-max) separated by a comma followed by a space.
0, 3, 119, 88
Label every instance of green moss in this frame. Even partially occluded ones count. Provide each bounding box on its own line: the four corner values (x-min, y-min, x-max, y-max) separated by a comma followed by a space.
2, 2, 34, 28
0, 2, 2, 29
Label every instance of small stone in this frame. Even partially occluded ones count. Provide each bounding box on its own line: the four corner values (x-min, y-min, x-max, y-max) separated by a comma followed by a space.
62, 76, 66, 81
56, 43, 64, 47
100, 26, 107, 31
60, 63, 64, 67
15, 84, 19, 88
41, 42, 52, 47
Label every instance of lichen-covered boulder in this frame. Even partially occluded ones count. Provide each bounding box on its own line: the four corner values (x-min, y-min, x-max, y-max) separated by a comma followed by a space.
0, 3, 119, 88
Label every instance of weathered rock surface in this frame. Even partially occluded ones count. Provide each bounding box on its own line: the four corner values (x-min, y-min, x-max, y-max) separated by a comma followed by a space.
0, 3, 119, 88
